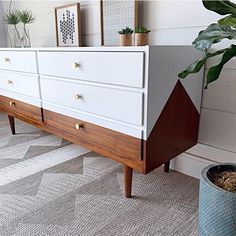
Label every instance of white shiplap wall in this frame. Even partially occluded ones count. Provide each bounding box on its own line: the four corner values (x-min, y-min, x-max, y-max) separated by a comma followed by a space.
1, 0, 236, 177
0, 1, 7, 47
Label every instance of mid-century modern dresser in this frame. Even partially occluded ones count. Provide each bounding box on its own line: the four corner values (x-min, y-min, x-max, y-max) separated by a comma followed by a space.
0, 46, 203, 197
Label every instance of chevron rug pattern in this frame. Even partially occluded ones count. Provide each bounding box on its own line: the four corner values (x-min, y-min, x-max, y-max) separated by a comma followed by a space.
0, 112, 199, 236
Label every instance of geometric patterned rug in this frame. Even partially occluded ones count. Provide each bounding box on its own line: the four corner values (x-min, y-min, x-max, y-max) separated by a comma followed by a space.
0, 112, 199, 236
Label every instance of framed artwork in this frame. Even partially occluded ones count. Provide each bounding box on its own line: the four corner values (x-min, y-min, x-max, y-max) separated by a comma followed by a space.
55, 3, 81, 47
100, 0, 138, 46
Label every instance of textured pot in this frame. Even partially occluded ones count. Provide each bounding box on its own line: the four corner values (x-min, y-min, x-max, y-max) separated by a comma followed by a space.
199, 164, 236, 236
119, 34, 132, 46
135, 33, 149, 46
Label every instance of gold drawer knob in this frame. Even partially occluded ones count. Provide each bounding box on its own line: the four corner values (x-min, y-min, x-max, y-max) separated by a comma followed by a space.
74, 94, 82, 100
72, 62, 79, 69
6, 80, 13, 85
9, 101, 16, 106
4, 57, 10, 63
75, 123, 83, 130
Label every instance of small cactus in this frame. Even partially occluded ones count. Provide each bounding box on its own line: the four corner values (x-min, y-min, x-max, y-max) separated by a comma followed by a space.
135, 26, 151, 33
118, 27, 133, 35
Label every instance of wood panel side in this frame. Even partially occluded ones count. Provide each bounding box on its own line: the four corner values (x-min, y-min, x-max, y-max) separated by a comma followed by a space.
143, 80, 200, 174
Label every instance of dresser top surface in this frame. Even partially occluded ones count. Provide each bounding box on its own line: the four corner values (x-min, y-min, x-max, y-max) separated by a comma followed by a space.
0, 46, 150, 52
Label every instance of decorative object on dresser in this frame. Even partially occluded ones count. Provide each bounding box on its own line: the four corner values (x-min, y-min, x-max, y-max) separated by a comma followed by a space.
134, 26, 150, 46
3, 1, 35, 48
0, 46, 204, 198
101, 0, 138, 46
55, 3, 81, 47
118, 27, 133, 46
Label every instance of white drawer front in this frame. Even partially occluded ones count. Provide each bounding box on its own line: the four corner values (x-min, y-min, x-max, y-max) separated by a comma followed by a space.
40, 77, 143, 126
0, 51, 37, 73
38, 51, 144, 88
0, 71, 40, 99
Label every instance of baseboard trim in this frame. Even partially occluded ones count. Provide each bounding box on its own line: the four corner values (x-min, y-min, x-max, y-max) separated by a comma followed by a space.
171, 143, 236, 179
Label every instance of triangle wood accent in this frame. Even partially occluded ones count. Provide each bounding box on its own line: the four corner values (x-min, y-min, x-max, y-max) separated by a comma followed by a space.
143, 80, 200, 174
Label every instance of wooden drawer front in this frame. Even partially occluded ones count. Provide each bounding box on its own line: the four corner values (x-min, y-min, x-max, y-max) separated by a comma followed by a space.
43, 109, 142, 161
0, 51, 37, 73
0, 95, 42, 123
0, 71, 40, 98
38, 51, 144, 88
40, 78, 143, 126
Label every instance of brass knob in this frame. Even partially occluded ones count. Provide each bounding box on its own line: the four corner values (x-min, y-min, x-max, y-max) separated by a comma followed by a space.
72, 62, 79, 69
74, 94, 82, 100
75, 123, 83, 130
9, 101, 16, 106
6, 80, 13, 85
4, 57, 10, 63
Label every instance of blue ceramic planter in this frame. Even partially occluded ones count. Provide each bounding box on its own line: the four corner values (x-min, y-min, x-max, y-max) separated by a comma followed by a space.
199, 164, 236, 236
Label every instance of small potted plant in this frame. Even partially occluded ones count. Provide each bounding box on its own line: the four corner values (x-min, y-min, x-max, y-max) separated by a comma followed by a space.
118, 27, 133, 46
134, 26, 150, 46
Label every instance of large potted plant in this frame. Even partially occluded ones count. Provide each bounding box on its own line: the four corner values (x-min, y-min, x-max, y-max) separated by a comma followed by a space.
178, 1, 236, 235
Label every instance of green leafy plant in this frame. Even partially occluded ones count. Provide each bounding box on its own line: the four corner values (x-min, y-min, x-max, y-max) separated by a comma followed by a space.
135, 26, 150, 33
17, 10, 35, 40
2, 10, 21, 42
179, 0, 236, 88
17, 10, 35, 25
118, 27, 133, 35
2, 10, 20, 25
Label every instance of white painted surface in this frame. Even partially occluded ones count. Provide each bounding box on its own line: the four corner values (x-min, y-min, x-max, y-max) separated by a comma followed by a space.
40, 76, 143, 126
0, 88, 41, 107
0, 71, 40, 99
38, 51, 144, 88
0, 0, 235, 175
0, 51, 37, 73
146, 46, 204, 138
42, 101, 143, 139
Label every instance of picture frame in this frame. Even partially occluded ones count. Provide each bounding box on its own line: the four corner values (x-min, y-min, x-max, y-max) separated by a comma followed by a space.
100, 0, 138, 46
55, 3, 81, 47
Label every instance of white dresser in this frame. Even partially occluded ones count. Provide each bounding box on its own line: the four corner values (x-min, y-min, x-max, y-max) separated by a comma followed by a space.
0, 46, 204, 197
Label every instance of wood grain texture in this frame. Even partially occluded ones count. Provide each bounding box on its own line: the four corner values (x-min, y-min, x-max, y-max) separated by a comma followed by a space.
0, 95, 42, 125
124, 165, 133, 198
8, 115, 15, 135
143, 80, 200, 174
43, 109, 144, 172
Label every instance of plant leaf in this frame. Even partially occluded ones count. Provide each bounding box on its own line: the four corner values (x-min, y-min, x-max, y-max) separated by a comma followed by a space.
218, 15, 236, 28
178, 49, 226, 79
205, 44, 236, 88
202, 0, 236, 15
192, 23, 236, 51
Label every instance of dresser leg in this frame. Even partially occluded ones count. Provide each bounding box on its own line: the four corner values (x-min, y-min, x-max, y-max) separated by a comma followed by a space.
8, 115, 16, 135
164, 161, 170, 173
124, 165, 133, 198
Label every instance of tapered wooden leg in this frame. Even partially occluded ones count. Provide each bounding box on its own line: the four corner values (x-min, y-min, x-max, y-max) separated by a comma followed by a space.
124, 165, 133, 198
164, 161, 170, 173
8, 115, 16, 135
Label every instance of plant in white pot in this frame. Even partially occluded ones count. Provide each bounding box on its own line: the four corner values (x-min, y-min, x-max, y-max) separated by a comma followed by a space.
179, 1, 236, 235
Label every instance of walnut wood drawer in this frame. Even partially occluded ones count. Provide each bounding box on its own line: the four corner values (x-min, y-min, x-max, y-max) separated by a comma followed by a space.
40, 77, 143, 126
43, 109, 142, 162
0, 95, 42, 123
38, 51, 144, 88
0, 71, 40, 98
0, 51, 37, 73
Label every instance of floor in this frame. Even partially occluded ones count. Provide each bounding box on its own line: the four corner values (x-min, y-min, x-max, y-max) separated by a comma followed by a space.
0, 113, 199, 236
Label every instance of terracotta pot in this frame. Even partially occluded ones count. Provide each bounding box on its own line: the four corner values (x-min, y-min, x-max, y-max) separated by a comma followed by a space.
135, 33, 149, 46
119, 34, 132, 46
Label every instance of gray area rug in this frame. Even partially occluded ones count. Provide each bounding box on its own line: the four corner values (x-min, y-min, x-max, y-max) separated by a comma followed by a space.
0, 112, 199, 236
